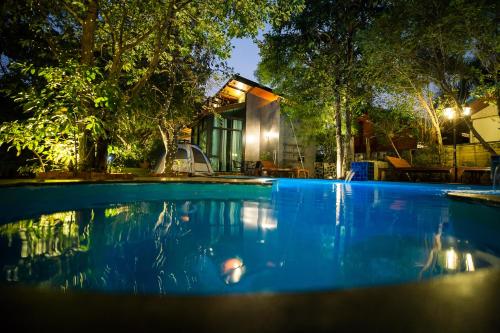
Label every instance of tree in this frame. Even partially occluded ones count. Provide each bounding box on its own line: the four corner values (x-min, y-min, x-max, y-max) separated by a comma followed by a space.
257, 0, 381, 178
0, 0, 304, 173
0, 62, 103, 173
368, 100, 417, 159
361, 0, 498, 156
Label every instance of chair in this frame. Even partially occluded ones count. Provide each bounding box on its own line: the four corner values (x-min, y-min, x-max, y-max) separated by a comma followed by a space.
259, 160, 293, 177
231, 159, 243, 172
386, 156, 452, 181
292, 166, 309, 178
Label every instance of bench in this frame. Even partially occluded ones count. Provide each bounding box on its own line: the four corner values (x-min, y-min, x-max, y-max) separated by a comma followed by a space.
386, 156, 452, 181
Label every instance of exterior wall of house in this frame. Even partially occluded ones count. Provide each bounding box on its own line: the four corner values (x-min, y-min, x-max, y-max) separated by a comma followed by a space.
470, 104, 500, 143
279, 117, 316, 174
245, 92, 280, 163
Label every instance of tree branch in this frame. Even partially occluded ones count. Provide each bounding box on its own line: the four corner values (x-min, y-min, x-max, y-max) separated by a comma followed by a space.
121, 25, 156, 52
127, 1, 177, 100
61, 1, 83, 25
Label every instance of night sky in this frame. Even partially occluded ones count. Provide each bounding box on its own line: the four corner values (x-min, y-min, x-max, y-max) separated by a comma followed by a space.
207, 29, 267, 96
228, 37, 260, 82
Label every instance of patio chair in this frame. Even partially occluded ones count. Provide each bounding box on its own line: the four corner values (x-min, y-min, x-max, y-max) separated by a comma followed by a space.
259, 160, 293, 177
292, 166, 310, 178
386, 156, 452, 181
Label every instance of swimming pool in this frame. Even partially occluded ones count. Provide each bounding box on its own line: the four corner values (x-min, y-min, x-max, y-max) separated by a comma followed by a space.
0, 180, 499, 295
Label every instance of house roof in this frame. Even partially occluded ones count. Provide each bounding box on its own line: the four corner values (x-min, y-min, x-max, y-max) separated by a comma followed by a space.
211, 75, 278, 105
468, 98, 490, 115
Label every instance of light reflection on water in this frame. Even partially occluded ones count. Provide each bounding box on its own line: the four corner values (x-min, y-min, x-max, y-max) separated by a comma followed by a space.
0, 181, 499, 295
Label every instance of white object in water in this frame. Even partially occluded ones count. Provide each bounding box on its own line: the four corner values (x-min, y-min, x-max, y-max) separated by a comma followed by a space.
345, 170, 356, 182
154, 143, 214, 176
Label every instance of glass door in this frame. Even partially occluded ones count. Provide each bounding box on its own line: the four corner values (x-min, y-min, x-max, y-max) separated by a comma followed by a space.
230, 120, 243, 172
210, 118, 243, 172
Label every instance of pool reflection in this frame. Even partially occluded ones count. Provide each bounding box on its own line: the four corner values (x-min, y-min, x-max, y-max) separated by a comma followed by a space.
0, 181, 499, 295
0, 198, 280, 294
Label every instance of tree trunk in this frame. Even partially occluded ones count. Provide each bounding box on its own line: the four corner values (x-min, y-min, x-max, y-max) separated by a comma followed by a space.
79, 0, 99, 171
79, 130, 95, 171
81, 0, 98, 66
343, 28, 354, 175
334, 90, 344, 179
94, 136, 109, 172
343, 90, 352, 174
416, 92, 443, 147
388, 134, 402, 158
159, 119, 178, 174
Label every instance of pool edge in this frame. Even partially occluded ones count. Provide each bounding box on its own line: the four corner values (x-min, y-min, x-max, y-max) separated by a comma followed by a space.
1, 268, 499, 332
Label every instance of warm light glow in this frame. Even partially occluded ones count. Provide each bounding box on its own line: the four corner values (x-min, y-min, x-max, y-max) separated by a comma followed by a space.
246, 134, 257, 144
261, 219, 277, 230
444, 107, 455, 120
465, 253, 475, 271
234, 81, 246, 91
265, 131, 279, 141
462, 106, 471, 116
445, 247, 458, 270
221, 258, 245, 284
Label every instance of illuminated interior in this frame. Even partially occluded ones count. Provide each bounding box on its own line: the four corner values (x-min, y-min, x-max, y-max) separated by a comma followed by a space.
192, 75, 280, 172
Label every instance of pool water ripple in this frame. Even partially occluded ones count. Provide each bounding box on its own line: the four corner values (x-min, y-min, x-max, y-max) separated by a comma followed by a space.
0, 180, 499, 295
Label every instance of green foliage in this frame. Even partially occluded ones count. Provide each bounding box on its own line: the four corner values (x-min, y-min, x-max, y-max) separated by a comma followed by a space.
0, 61, 107, 172
360, 0, 498, 152
367, 96, 417, 156
1, 0, 304, 174
257, 0, 379, 171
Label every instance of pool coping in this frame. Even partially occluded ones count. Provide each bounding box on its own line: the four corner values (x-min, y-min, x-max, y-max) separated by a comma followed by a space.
1, 269, 499, 332
0, 176, 276, 187
447, 191, 500, 207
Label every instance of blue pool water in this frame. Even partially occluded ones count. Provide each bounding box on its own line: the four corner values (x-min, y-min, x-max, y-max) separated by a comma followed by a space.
0, 180, 499, 295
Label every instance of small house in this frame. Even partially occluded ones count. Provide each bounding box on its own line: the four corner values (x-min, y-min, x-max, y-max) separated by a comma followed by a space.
190, 75, 315, 174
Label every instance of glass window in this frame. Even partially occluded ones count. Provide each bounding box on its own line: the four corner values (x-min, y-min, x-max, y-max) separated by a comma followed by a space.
214, 117, 227, 128
232, 119, 243, 130
192, 147, 207, 163
212, 128, 220, 155
231, 131, 242, 171
220, 129, 227, 171
210, 157, 220, 171
175, 148, 188, 160
199, 128, 207, 152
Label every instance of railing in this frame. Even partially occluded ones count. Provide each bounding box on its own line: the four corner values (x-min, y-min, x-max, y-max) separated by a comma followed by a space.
493, 165, 499, 191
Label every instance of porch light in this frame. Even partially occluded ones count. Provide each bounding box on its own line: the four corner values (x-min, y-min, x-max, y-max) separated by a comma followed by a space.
444, 107, 455, 120
444, 106, 471, 118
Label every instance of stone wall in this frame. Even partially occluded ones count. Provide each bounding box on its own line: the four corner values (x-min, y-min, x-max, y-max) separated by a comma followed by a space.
314, 162, 336, 179
443, 141, 500, 167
